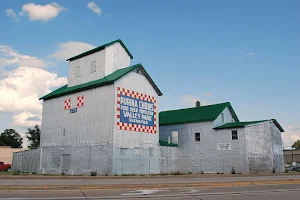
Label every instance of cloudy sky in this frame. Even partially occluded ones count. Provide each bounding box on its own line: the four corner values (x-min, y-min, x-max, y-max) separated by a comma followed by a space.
0, 0, 299, 149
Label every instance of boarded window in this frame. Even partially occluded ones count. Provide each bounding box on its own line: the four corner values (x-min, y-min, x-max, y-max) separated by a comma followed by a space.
149, 148, 153, 156
90, 61, 96, 73
75, 66, 80, 77
232, 130, 238, 140
195, 133, 200, 142
120, 148, 126, 155
172, 131, 178, 144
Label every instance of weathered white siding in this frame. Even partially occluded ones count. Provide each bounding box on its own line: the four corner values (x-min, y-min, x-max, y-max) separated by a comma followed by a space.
159, 146, 178, 174
112, 71, 160, 174
12, 149, 40, 173
68, 50, 106, 87
41, 85, 115, 147
105, 42, 131, 76
214, 106, 236, 127
245, 121, 284, 173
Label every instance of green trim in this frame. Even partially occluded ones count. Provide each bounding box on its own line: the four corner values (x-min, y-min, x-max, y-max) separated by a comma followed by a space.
66, 39, 133, 61
159, 140, 178, 147
40, 64, 162, 100
159, 102, 239, 126
214, 119, 284, 132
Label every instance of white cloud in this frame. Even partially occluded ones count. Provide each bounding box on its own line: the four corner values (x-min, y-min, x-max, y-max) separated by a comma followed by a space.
13, 112, 41, 127
20, 2, 66, 22
282, 125, 300, 149
0, 66, 67, 126
87, 2, 102, 15
6, 8, 19, 22
248, 52, 255, 56
0, 45, 47, 68
49, 41, 95, 61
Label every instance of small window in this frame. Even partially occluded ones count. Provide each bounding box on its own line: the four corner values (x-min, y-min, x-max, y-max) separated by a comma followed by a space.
90, 61, 96, 73
232, 130, 238, 140
221, 113, 224, 123
63, 129, 66, 136
149, 148, 153, 156
195, 133, 200, 142
120, 148, 126, 155
75, 66, 80, 77
172, 131, 178, 144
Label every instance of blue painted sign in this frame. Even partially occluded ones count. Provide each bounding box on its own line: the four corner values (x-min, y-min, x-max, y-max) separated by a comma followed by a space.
119, 94, 154, 126
70, 108, 77, 113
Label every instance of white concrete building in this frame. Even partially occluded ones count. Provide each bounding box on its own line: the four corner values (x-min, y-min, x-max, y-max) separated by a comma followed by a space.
159, 102, 285, 173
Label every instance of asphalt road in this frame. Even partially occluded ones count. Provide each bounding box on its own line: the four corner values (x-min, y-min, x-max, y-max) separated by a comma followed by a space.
1, 174, 300, 186
0, 184, 299, 199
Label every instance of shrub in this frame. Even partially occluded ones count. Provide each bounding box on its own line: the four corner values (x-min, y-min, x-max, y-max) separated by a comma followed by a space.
90, 171, 97, 176
272, 167, 276, 173
12, 170, 20, 175
231, 167, 236, 174
201, 171, 204, 174
217, 172, 220, 174
61, 171, 66, 176
285, 169, 288, 173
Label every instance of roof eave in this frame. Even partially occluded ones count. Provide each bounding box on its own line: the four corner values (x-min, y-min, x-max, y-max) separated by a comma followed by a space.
66, 39, 133, 62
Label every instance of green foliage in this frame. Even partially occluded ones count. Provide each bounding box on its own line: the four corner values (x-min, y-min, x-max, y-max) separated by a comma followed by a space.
26, 125, 41, 150
0, 129, 23, 148
231, 167, 236, 174
90, 171, 97, 176
201, 171, 204, 174
292, 140, 300, 149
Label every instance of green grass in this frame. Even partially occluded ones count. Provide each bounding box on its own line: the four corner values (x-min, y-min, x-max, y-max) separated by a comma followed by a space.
0, 171, 12, 175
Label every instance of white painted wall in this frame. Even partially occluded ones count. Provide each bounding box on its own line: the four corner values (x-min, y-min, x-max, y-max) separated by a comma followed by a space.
112, 71, 160, 174
41, 84, 115, 147
105, 42, 131, 76
68, 42, 131, 87
160, 121, 248, 173
68, 50, 106, 87
113, 71, 159, 149
214, 106, 236, 127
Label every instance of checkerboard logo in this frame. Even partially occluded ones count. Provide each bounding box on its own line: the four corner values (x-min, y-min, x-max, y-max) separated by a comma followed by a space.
64, 99, 71, 110
77, 96, 84, 107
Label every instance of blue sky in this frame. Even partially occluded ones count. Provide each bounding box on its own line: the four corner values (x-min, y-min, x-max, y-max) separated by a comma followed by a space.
0, 0, 299, 148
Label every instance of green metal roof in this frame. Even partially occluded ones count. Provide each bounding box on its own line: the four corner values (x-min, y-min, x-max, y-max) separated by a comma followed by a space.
159, 102, 239, 126
159, 140, 178, 147
214, 119, 284, 132
40, 63, 162, 100
66, 39, 133, 61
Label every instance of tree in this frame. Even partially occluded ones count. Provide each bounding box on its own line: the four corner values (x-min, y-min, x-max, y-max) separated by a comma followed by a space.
292, 140, 300, 149
0, 129, 23, 148
26, 125, 41, 150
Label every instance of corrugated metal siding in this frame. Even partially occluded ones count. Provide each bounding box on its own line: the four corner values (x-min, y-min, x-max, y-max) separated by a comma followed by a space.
41, 84, 115, 147
112, 71, 160, 174
12, 149, 40, 173
105, 42, 131, 76
160, 121, 248, 174
68, 49, 106, 87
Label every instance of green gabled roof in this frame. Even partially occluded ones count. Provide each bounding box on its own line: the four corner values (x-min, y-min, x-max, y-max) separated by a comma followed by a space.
159, 140, 178, 147
40, 64, 162, 100
159, 102, 239, 126
214, 119, 284, 132
66, 39, 133, 61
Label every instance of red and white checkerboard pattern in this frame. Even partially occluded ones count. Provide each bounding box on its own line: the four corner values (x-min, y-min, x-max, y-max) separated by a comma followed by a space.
77, 96, 84, 107
64, 99, 71, 110
116, 87, 157, 134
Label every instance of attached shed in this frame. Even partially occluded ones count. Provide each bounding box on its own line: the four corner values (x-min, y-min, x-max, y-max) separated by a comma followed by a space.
159, 102, 284, 173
